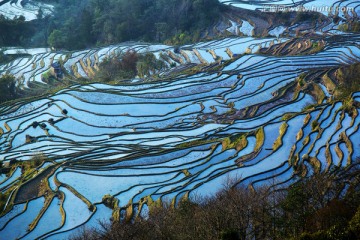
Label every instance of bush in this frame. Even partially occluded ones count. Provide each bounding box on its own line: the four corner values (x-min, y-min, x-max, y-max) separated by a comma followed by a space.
0, 15, 38, 47
338, 22, 360, 33
220, 229, 240, 240
311, 120, 319, 130
136, 53, 167, 78
299, 231, 328, 240
95, 50, 138, 82
102, 194, 117, 209
0, 50, 9, 65
294, 11, 320, 23
29, 153, 46, 168
335, 63, 360, 100
349, 206, 360, 236
0, 74, 17, 103
338, 24, 349, 32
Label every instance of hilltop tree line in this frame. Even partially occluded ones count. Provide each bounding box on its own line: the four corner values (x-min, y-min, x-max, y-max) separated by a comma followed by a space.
47, 0, 221, 50
71, 162, 360, 240
0, 0, 221, 50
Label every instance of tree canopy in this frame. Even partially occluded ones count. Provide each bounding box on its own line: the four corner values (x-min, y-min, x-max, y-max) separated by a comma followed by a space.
0, 74, 17, 103
46, 0, 221, 50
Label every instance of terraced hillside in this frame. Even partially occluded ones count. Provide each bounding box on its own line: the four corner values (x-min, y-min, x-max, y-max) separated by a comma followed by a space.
0, 0, 360, 239
221, 0, 358, 15
0, 37, 287, 90
0, 0, 53, 21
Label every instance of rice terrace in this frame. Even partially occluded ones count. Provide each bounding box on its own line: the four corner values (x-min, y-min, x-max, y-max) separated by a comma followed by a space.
0, 0, 360, 239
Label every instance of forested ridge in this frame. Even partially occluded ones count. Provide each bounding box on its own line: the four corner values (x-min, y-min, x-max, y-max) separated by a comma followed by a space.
48, 0, 221, 49
0, 0, 222, 50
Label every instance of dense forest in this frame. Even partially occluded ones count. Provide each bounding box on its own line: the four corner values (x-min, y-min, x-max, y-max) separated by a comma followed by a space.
0, 0, 222, 50
0, 15, 42, 46
48, 0, 221, 49
71, 161, 360, 240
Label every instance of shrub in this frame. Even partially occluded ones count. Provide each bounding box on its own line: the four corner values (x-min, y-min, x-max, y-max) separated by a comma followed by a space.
102, 194, 118, 209
311, 120, 319, 130
349, 206, 360, 236
338, 22, 360, 33
0, 74, 17, 103
136, 53, 167, 78
29, 153, 46, 168
95, 50, 138, 82
220, 229, 240, 240
338, 23, 349, 32
334, 63, 360, 100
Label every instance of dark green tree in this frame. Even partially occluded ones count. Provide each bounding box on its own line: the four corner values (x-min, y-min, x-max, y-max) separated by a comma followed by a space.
0, 74, 17, 103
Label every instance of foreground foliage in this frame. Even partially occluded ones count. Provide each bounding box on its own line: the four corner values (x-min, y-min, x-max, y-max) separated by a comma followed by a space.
71, 162, 360, 240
